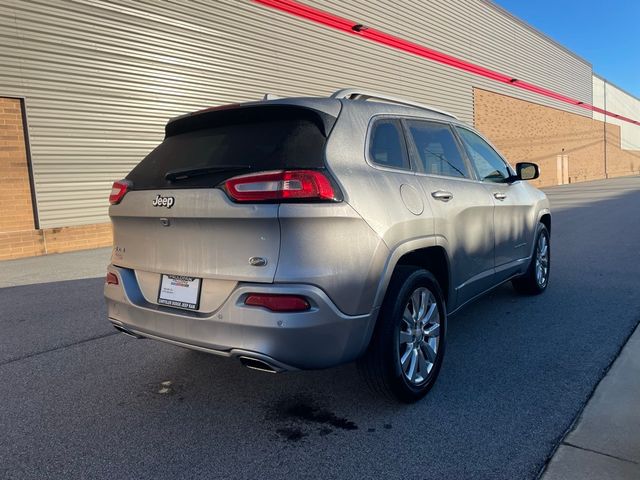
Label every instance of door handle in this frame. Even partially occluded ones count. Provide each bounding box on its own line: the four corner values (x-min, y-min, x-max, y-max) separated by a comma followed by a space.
431, 190, 453, 202
493, 192, 507, 201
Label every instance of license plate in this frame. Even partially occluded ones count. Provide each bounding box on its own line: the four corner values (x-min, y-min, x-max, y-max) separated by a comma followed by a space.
158, 274, 202, 310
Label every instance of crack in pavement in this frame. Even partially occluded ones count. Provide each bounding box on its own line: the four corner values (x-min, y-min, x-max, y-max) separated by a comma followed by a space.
0, 331, 118, 368
561, 442, 640, 466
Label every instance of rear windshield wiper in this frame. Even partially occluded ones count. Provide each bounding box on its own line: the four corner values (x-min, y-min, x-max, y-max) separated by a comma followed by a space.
165, 165, 251, 182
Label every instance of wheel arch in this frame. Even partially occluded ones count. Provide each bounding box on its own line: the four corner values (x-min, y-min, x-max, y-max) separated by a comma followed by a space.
524, 209, 551, 264
372, 237, 452, 312
395, 247, 450, 307
539, 211, 551, 234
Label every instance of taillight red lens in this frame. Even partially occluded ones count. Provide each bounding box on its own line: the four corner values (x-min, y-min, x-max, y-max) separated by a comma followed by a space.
109, 180, 130, 205
223, 170, 338, 202
245, 294, 311, 312
106, 272, 119, 285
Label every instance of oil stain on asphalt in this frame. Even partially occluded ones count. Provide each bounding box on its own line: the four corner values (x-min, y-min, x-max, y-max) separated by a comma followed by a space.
271, 397, 358, 442
276, 427, 307, 442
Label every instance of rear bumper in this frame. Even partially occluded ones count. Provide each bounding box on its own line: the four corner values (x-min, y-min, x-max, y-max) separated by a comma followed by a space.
104, 265, 377, 370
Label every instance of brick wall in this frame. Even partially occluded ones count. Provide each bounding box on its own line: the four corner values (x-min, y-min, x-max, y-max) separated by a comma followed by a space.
43, 223, 113, 254
605, 123, 640, 178
0, 97, 42, 259
474, 88, 640, 187
0, 97, 112, 261
0, 223, 113, 261
0, 98, 35, 233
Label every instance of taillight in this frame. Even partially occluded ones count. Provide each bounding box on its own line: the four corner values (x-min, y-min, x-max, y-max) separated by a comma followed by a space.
109, 180, 130, 205
245, 294, 311, 312
223, 170, 339, 203
106, 272, 119, 285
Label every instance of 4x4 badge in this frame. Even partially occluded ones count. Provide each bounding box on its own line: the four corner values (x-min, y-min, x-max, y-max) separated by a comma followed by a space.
152, 195, 175, 208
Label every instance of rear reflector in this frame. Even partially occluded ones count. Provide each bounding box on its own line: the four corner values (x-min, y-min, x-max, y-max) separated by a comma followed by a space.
109, 180, 130, 205
106, 272, 119, 285
245, 293, 311, 312
223, 170, 338, 202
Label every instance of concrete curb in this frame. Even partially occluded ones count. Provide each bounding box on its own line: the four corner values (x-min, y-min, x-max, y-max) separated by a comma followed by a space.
540, 322, 640, 479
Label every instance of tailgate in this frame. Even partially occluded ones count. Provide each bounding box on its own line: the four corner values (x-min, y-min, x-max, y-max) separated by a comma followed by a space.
109, 188, 280, 282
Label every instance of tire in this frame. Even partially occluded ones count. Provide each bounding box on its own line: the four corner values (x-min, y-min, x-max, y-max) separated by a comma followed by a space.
358, 266, 447, 403
512, 224, 550, 295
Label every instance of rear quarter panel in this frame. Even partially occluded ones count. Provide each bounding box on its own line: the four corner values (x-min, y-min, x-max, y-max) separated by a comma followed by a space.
276, 202, 389, 316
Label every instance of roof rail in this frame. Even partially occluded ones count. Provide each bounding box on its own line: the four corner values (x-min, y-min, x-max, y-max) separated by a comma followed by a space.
331, 88, 458, 119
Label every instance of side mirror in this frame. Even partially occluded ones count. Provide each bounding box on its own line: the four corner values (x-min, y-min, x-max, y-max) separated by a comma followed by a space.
516, 162, 539, 181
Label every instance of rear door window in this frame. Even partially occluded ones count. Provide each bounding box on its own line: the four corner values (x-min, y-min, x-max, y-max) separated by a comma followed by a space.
369, 119, 410, 170
126, 105, 334, 189
405, 120, 469, 178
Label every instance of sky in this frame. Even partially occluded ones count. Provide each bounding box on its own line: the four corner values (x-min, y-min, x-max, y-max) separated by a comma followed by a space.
494, 0, 640, 98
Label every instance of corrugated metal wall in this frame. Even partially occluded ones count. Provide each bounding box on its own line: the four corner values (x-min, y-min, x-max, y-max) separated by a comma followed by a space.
0, 0, 593, 228
592, 75, 640, 151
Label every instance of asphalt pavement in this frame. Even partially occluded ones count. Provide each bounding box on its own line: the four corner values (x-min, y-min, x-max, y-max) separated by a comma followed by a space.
541, 320, 640, 479
1, 176, 639, 480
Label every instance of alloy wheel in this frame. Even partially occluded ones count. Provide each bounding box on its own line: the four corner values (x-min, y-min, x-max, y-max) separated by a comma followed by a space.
399, 287, 441, 385
535, 233, 549, 287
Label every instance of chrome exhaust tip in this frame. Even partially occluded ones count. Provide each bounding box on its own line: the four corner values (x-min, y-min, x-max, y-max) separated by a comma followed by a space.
238, 356, 280, 373
112, 324, 145, 339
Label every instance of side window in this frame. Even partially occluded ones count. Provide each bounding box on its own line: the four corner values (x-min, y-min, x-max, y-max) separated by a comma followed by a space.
369, 119, 410, 170
456, 127, 511, 183
405, 120, 469, 178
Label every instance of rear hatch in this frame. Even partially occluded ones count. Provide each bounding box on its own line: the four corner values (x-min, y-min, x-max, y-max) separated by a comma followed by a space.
109, 101, 340, 309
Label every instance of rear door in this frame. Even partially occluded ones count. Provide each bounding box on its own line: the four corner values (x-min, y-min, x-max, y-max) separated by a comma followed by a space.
403, 119, 496, 308
109, 104, 338, 284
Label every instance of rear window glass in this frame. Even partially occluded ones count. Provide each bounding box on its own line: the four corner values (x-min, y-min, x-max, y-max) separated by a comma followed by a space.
369, 119, 410, 170
127, 106, 333, 189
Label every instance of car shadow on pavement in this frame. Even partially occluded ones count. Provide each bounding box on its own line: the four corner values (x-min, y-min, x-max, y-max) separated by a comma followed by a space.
133, 280, 539, 443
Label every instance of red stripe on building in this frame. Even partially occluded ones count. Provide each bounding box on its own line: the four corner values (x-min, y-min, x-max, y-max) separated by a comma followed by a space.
253, 0, 640, 126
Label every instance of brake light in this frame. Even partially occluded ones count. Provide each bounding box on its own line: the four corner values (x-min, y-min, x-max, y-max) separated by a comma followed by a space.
245, 294, 311, 312
106, 272, 119, 285
109, 180, 130, 205
223, 170, 338, 202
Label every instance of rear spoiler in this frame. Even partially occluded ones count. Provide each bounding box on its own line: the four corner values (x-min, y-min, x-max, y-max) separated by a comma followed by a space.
165, 103, 339, 138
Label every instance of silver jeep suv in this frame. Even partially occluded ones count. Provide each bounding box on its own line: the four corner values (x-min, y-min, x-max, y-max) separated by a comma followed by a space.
104, 88, 551, 402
